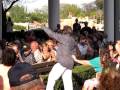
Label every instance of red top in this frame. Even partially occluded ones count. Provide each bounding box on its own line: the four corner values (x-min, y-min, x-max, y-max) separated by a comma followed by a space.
0, 76, 3, 90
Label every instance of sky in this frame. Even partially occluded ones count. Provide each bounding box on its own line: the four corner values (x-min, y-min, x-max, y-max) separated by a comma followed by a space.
18, 0, 96, 12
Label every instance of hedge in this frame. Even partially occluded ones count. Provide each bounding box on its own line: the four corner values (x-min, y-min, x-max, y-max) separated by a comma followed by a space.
42, 65, 96, 90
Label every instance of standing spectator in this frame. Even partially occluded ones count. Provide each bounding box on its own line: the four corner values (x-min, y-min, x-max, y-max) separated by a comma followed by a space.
73, 18, 81, 34
43, 26, 77, 90
80, 22, 92, 35
6, 16, 13, 32
55, 24, 61, 32
92, 26, 97, 33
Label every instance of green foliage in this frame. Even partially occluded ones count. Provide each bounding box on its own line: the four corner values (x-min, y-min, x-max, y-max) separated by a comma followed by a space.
9, 5, 28, 22
54, 65, 95, 90
42, 65, 95, 90
9, 5, 48, 23
95, 0, 103, 10
82, 1, 103, 21
73, 65, 92, 73
13, 25, 26, 31
29, 10, 48, 23
60, 4, 84, 19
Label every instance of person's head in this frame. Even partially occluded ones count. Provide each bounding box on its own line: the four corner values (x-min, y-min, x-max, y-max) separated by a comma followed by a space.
98, 69, 120, 90
30, 41, 39, 52
84, 22, 88, 27
106, 42, 115, 51
75, 18, 78, 23
99, 47, 110, 68
42, 43, 49, 53
8, 16, 12, 22
11, 44, 19, 55
115, 40, 120, 55
57, 24, 60, 29
8, 62, 45, 90
23, 44, 31, 56
2, 48, 16, 66
79, 35, 87, 45
10, 79, 45, 90
7, 42, 19, 54
92, 26, 96, 29
46, 40, 54, 50
62, 25, 72, 34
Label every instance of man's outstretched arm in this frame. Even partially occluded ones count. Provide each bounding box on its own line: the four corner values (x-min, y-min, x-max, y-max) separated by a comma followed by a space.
42, 27, 64, 43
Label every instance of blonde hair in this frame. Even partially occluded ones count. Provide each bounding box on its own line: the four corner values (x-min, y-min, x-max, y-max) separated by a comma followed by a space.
62, 25, 72, 34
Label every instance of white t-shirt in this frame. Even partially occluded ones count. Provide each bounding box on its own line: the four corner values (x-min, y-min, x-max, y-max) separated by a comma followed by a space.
0, 64, 11, 90
34, 49, 43, 63
78, 44, 88, 56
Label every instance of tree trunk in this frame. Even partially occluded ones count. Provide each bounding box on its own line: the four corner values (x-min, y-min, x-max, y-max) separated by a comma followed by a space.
2, 4, 7, 39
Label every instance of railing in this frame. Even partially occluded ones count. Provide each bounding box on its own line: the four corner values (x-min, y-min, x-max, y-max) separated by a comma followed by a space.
32, 61, 56, 75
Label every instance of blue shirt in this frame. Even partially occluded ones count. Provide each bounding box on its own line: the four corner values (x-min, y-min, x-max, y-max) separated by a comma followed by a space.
89, 57, 102, 73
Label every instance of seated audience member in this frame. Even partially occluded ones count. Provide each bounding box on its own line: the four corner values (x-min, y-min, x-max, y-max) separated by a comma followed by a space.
25, 31, 36, 43
41, 43, 51, 62
46, 40, 57, 61
11, 79, 45, 90
110, 40, 120, 70
0, 76, 3, 90
10, 43, 24, 63
30, 41, 43, 63
0, 48, 16, 90
107, 42, 116, 58
8, 62, 45, 90
72, 47, 110, 90
22, 44, 36, 64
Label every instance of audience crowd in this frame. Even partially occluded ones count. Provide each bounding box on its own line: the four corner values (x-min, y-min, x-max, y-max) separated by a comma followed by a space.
0, 18, 120, 90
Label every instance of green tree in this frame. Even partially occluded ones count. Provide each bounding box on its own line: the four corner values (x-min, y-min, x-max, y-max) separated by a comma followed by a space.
82, 1, 103, 22
95, 0, 103, 10
2, 0, 19, 38
30, 9, 48, 23
13, 25, 26, 31
9, 5, 48, 23
60, 4, 84, 19
9, 5, 28, 22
